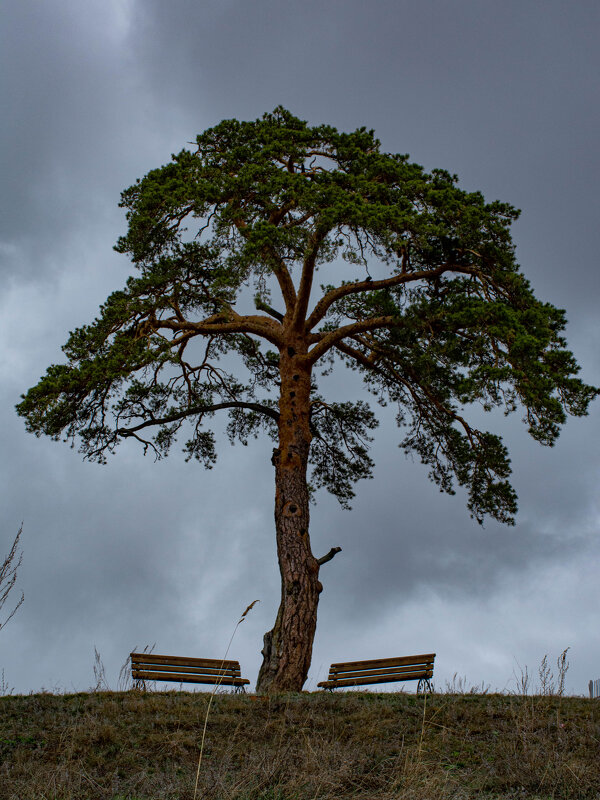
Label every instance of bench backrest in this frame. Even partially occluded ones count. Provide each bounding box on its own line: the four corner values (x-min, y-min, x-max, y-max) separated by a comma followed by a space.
325, 653, 435, 688
130, 652, 249, 686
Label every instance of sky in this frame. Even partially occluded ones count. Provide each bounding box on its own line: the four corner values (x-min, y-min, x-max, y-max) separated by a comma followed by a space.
1, 0, 599, 696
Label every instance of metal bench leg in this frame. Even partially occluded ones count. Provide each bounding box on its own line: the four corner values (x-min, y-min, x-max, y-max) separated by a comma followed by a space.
417, 678, 432, 695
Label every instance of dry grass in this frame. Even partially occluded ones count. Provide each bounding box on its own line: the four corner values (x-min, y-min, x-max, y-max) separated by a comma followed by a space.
1, 688, 598, 799
0, 524, 24, 634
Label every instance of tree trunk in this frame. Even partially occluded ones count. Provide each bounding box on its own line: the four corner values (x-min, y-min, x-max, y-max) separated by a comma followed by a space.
255, 350, 322, 693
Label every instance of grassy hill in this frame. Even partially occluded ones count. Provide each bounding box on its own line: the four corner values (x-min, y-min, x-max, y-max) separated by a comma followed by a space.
1, 689, 598, 799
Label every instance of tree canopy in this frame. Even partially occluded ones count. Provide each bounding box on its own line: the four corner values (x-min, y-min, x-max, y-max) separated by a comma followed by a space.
18, 107, 596, 525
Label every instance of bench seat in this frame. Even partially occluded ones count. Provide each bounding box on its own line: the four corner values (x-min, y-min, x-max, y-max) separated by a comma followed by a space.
130, 652, 250, 691
318, 652, 435, 692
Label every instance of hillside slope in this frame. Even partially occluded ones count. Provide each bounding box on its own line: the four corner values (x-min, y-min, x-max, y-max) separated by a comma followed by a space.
1, 690, 598, 799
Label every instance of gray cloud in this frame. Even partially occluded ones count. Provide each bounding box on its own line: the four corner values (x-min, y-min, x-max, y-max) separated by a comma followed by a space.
1, 0, 598, 696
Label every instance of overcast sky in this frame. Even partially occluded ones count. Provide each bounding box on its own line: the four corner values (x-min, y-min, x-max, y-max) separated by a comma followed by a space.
1, 0, 599, 696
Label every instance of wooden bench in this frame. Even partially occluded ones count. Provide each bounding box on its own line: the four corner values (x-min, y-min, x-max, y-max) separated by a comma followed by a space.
130, 652, 250, 692
317, 652, 435, 692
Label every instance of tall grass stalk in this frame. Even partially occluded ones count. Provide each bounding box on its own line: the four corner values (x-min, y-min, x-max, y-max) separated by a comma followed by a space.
0, 523, 24, 632
417, 689, 427, 761
193, 599, 259, 800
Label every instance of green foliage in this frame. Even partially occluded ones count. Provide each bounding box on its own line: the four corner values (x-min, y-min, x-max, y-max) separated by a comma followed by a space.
17, 107, 597, 522
309, 399, 378, 509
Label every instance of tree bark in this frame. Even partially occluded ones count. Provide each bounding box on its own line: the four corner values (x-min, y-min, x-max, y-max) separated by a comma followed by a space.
255, 348, 322, 693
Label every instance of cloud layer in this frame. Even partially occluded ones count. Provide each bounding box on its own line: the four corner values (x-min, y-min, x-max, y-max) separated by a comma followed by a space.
1, 0, 598, 696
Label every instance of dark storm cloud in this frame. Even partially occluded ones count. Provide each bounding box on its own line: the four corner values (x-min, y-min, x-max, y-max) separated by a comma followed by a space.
2, 4, 117, 267
1, 0, 598, 694
0, 0, 187, 283
131, 0, 600, 317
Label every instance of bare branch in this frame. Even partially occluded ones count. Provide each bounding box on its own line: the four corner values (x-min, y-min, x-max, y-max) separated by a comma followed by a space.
308, 316, 400, 364
116, 401, 280, 437
317, 546, 342, 565
254, 298, 285, 322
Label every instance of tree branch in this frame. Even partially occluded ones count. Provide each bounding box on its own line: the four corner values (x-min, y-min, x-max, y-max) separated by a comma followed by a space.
335, 337, 480, 450
146, 312, 285, 348
116, 401, 279, 437
306, 263, 479, 331
317, 546, 342, 565
308, 316, 400, 364
292, 226, 328, 332
254, 298, 285, 322
231, 212, 298, 314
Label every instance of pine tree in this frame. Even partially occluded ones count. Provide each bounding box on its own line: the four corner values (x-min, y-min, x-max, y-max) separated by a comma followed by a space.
17, 108, 597, 692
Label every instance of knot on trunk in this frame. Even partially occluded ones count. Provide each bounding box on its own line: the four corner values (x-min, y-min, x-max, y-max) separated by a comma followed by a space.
271, 447, 281, 466
287, 580, 301, 600
283, 501, 302, 517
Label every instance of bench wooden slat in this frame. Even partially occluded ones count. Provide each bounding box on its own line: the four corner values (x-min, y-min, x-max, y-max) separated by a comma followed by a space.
318, 653, 435, 691
330, 653, 435, 671
319, 670, 432, 689
130, 653, 240, 669
329, 665, 433, 681
130, 652, 249, 691
132, 663, 241, 677
132, 670, 249, 686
